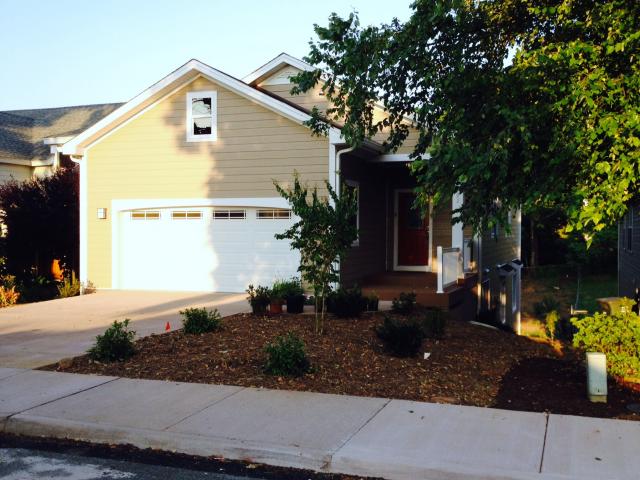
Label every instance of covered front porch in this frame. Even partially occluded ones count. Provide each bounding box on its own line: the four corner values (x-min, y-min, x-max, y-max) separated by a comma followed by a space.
338, 152, 478, 315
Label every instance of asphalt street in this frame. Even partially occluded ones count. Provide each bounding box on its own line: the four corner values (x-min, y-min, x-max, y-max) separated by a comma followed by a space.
0, 448, 262, 480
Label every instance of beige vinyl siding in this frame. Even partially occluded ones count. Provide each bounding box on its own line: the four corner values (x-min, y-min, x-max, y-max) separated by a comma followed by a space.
86, 76, 329, 288
0, 163, 32, 183
261, 83, 330, 115
481, 213, 521, 269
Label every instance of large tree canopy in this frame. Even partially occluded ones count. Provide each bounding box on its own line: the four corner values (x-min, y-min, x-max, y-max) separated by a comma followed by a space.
293, 0, 640, 240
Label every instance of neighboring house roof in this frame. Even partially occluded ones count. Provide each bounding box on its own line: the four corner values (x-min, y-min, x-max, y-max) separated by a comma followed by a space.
0, 103, 122, 162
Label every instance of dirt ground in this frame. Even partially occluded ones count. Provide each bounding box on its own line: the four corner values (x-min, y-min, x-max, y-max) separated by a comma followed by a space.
43, 310, 640, 420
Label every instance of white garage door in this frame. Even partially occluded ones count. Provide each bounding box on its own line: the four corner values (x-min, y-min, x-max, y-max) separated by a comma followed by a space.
116, 206, 300, 292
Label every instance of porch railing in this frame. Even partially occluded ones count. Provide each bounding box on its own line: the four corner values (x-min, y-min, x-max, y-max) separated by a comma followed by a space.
437, 246, 463, 293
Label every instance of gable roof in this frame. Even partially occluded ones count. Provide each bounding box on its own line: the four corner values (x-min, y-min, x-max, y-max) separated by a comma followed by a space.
62, 58, 346, 155
243, 52, 315, 85
0, 103, 122, 161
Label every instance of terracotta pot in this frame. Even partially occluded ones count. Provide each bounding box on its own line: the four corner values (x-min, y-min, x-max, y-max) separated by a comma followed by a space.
51, 259, 64, 281
269, 302, 283, 314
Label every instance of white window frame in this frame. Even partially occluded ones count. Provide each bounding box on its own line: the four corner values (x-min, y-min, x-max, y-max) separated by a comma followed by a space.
344, 180, 360, 246
186, 91, 217, 142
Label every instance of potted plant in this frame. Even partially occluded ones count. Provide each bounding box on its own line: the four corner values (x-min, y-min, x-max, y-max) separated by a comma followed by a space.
246, 284, 270, 315
269, 292, 284, 314
367, 293, 379, 312
280, 277, 305, 314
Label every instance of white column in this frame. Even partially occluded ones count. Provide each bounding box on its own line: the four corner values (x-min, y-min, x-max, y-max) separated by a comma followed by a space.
451, 193, 464, 250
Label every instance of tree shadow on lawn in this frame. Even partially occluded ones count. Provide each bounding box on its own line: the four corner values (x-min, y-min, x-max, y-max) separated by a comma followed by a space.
493, 357, 640, 421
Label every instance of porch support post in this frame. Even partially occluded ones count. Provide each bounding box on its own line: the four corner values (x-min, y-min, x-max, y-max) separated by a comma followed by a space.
451, 193, 464, 250
436, 246, 444, 294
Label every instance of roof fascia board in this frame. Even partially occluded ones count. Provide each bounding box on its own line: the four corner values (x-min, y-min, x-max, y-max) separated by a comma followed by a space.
0, 158, 32, 167
62, 61, 198, 155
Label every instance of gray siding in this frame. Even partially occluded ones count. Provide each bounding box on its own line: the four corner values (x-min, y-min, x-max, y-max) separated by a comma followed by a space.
619, 201, 640, 298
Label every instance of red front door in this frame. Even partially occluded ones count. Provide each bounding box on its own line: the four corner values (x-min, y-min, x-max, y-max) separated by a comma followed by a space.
396, 192, 429, 267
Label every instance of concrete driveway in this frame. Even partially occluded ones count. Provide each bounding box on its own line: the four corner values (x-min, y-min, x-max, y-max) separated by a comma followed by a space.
0, 291, 248, 369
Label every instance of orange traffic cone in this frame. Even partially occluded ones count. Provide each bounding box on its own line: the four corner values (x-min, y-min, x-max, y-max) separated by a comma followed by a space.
165, 322, 171, 332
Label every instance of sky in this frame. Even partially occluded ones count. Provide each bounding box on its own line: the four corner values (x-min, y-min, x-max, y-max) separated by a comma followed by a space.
0, 0, 413, 111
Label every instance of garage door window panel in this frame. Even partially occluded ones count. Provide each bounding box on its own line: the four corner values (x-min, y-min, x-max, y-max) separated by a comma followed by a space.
131, 211, 160, 220
213, 209, 246, 220
257, 209, 292, 219
172, 210, 202, 220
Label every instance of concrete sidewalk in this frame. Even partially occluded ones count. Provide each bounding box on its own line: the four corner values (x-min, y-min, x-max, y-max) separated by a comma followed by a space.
1, 369, 638, 480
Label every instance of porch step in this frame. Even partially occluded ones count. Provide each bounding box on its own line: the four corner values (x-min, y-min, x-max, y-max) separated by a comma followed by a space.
362, 271, 437, 288
361, 284, 465, 309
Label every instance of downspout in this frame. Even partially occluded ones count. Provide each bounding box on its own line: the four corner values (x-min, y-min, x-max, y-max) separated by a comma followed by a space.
335, 146, 355, 197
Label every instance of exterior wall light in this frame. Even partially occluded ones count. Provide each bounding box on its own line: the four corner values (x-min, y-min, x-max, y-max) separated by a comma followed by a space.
97, 208, 107, 220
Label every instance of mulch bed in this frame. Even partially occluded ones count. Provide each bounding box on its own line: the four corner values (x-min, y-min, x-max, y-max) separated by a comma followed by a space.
43, 312, 640, 420
494, 357, 640, 420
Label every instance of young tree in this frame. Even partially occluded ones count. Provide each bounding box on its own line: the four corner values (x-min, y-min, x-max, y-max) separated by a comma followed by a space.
274, 174, 357, 334
292, 0, 639, 242
0, 166, 79, 277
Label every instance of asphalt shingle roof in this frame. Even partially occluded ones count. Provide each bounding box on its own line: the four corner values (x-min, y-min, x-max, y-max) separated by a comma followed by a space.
0, 103, 123, 161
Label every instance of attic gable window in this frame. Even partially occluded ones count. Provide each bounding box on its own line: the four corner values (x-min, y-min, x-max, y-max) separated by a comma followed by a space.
186, 91, 217, 142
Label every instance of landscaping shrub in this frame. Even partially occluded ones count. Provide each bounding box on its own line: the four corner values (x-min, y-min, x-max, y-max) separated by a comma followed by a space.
0, 286, 19, 307
391, 292, 417, 315
376, 315, 425, 357
263, 332, 310, 376
545, 310, 576, 342
0, 166, 79, 278
57, 271, 81, 298
83, 280, 97, 294
572, 299, 640, 379
246, 284, 270, 315
533, 295, 561, 318
88, 319, 136, 362
544, 310, 560, 341
17, 274, 58, 303
180, 307, 222, 334
422, 308, 447, 339
327, 286, 367, 318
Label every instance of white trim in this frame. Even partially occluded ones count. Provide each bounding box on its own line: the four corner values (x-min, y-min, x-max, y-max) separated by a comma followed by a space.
43, 136, 74, 145
516, 208, 522, 259
370, 153, 420, 163
186, 90, 217, 142
0, 158, 54, 167
63, 59, 314, 155
110, 197, 291, 289
344, 179, 360, 247
243, 52, 315, 85
393, 189, 432, 272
